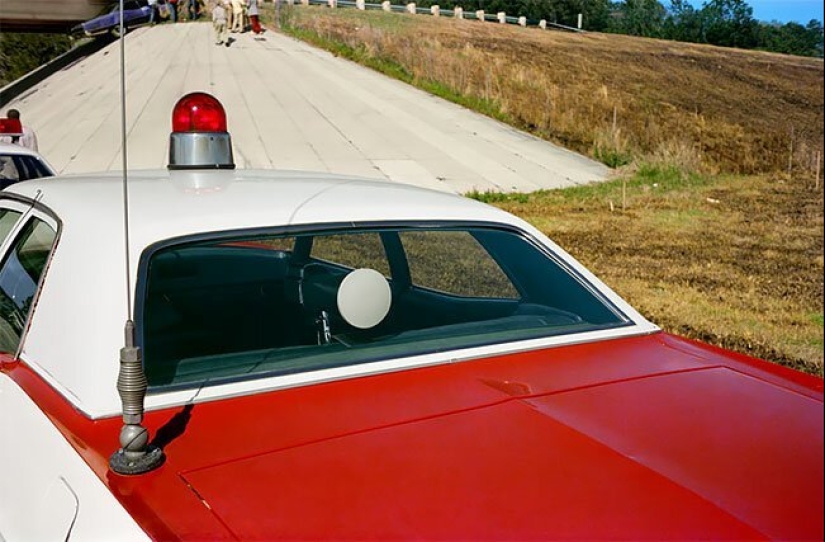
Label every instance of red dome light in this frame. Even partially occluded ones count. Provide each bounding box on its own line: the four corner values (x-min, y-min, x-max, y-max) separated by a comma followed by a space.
172, 92, 227, 133
0, 118, 23, 135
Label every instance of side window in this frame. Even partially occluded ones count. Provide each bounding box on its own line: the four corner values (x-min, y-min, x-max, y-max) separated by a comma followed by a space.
311, 233, 391, 277
0, 156, 20, 188
0, 209, 23, 246
400, 231, 518, 298
0, 218, 56, 353
16, 156, 53, 182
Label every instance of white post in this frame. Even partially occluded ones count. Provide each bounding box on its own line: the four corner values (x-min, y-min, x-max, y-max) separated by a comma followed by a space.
382, 0, 390, 10
406, 2, 416, 13
577, 13, 582, 28
476, 9, 484, 21
454, 6, 463, 18
431, 5, 439, 16
539, 19, 546, 29
356, 0, 365, 9
497, 11, 505, 23
328, 0, 337, 8
518, 15, 526, 26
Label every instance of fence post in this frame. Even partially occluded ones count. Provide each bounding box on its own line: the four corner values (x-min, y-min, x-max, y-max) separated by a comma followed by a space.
431, 5, 439, 16
496, 11, 506, 23
356, 0, 365, 9
382, 0, 390, 10
788, 126, 795, 176
577, 13, 582, 28
518, 16, 526, 26
406, 3, 416, 13
539, 19, 546, 29
476, 10, 485, 21
454, 6, 463, 18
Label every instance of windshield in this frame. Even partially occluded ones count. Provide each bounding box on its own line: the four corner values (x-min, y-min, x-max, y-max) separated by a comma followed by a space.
139, 223, 630, 389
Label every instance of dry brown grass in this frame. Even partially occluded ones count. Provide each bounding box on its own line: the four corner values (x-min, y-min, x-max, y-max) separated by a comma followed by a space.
500, 172, 824, 376
261, 7, 824, 376
273, 6, 824, 176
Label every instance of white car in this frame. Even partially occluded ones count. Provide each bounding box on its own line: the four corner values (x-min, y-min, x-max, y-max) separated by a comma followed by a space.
0, 141, 56, 190
0, 93, 822, 540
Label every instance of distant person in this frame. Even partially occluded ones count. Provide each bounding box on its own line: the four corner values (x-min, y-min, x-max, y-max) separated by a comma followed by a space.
247, 0, 263, 36
188, 0, 201, 20
230, 0, 245, 32
168, 0, 179, 22
148, 0, 159, 24
224, 0, 234, 30
213, 1, 229, 45
0, 109, 38, 152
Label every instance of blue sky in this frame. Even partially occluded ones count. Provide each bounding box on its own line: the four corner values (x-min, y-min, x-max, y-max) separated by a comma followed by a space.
689, 0, 824, 24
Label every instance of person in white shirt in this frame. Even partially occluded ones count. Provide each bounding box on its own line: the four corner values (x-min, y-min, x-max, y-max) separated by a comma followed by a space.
0, 109, 38, 152
212, 1, 229, 45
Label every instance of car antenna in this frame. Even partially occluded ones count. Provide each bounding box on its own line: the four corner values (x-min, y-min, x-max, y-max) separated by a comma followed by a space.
109, 0, 165, 475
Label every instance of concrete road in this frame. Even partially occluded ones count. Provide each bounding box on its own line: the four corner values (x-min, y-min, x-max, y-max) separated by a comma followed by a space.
4, 22, 609, 194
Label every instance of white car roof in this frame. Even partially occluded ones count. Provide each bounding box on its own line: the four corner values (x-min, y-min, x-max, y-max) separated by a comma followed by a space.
3, 169, 654, 418
0, 141, 45, 158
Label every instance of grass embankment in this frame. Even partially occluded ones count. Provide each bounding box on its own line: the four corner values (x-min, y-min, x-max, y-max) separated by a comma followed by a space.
261, 6, 824, 376
472, 169, 824, 377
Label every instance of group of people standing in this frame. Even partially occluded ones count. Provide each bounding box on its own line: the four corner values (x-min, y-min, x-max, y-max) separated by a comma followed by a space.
212, 0, 264, 46
144, 0, 264, 46
148, 0, 204, 24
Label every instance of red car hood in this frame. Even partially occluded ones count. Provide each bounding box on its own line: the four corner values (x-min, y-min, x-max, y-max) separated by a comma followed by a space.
101, 334, 823, 540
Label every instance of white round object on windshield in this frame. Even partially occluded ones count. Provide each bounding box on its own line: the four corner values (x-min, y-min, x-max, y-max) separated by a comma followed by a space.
337, 268, 392, 329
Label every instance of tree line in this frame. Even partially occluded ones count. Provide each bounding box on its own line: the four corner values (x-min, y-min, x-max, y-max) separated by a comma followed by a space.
416, 0, 825, 58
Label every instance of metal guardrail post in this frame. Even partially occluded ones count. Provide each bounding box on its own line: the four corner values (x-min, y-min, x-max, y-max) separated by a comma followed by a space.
288, 0, 585, 32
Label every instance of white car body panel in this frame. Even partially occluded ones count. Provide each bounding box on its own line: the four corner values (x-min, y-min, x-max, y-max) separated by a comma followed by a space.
0, 373, 149, 541
4, 170, 657, 419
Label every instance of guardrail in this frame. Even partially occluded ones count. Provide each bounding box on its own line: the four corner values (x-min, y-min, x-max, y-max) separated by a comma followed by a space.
284, 0, 584, 33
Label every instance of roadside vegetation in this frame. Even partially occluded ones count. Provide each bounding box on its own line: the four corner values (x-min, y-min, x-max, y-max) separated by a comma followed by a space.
0, 33, 72, 88
265, 6, 824, 375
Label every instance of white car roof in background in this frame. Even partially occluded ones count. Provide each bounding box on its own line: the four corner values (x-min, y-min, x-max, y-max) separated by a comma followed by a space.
0, 141, 46, 158
3, 170, 655, 418
1, 142, 35, 155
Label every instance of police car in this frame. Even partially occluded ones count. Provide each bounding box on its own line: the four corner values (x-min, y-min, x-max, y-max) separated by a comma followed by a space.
0, 118, 56, 190
0, 93, 822, 540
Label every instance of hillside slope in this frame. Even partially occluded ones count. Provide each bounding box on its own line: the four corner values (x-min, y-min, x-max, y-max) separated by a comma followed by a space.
276, 7, 823, 176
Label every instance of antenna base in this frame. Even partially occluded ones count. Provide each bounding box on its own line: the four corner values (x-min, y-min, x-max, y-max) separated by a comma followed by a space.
109, 445, 165, 475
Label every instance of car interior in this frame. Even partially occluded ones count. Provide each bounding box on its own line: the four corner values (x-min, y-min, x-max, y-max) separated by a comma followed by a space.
140, 225, 629, 389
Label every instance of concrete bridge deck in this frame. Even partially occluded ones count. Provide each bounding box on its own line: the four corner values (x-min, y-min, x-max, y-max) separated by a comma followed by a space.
3, 21, 609, 194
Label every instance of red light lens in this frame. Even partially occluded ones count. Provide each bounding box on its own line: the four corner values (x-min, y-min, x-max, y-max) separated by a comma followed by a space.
0, 118, 23, 135
171, 92, 227, 133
